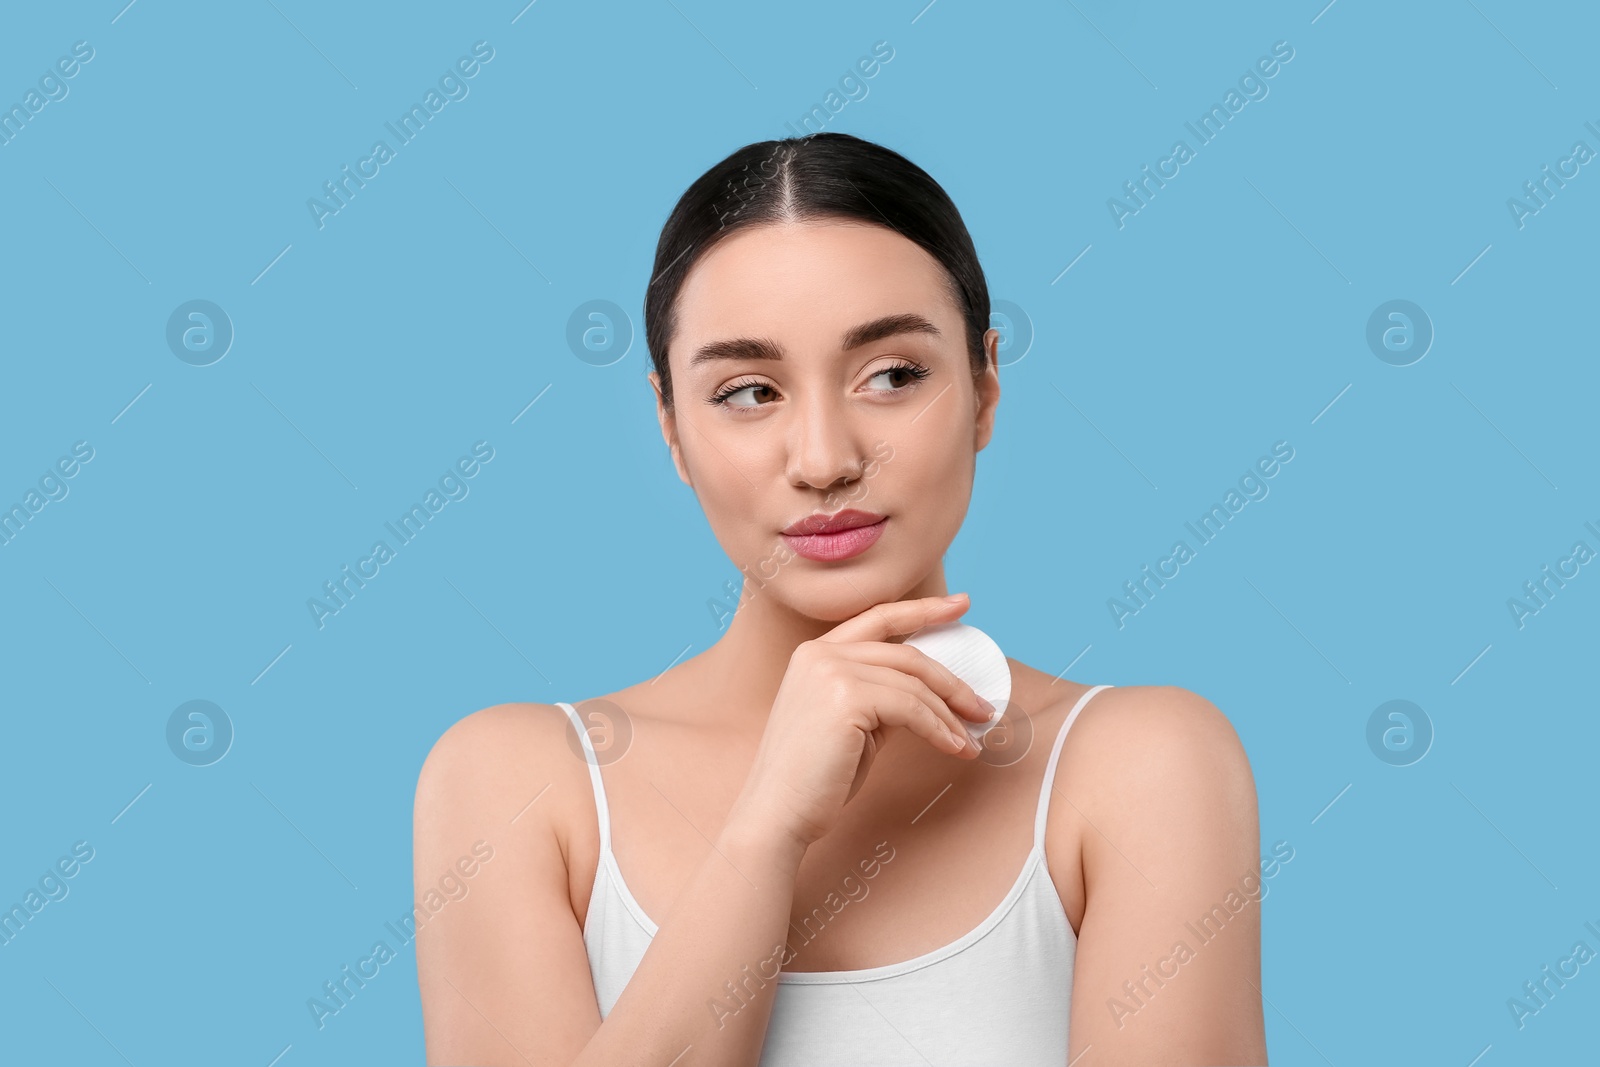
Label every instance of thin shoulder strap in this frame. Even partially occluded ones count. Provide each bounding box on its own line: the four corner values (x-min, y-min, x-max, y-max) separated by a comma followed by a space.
557, 701, 612, 854
1033, 684, 1115, 849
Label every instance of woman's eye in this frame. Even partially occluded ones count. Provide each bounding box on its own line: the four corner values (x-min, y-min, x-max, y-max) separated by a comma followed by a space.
712, 364, 927, 409
866, 363, 930, 391
719, 383, 776, 407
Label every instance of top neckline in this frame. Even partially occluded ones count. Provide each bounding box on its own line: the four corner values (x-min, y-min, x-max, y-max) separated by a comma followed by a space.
558, 683, 1113, 984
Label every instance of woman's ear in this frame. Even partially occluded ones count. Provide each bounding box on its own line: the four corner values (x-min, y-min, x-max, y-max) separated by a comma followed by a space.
650, 371, 694, 487
974, 327, 1001, 452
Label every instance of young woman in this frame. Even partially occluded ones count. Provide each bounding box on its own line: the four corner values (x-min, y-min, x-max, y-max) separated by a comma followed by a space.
414, 133, 1266, 1066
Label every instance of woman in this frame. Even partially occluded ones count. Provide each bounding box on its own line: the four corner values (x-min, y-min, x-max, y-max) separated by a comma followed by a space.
414, 132, 1266, 1065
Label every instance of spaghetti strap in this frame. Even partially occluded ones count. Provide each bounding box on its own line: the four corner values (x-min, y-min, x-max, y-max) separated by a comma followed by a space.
557, 701, 612, 854
570, 692, 1106, 1054
1033, 684, 1115, 849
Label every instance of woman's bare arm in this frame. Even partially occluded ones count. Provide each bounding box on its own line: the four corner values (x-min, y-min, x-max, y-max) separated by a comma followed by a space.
415, 596, 988, 1064
413, 702, 808, 1067
1059, 686, 1268, 1065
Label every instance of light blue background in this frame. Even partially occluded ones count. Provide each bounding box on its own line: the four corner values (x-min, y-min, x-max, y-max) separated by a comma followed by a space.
2, 1, 1596, 1063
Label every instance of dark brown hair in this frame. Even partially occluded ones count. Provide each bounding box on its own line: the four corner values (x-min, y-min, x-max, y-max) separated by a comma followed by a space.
644, 132, 991, 412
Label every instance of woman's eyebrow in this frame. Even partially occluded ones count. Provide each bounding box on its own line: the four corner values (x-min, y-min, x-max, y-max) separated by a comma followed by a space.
841, 312, 942, 351
687, 313, 943, 369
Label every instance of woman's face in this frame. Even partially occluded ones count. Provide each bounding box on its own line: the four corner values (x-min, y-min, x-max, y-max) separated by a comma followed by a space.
650, 219, 1000, 623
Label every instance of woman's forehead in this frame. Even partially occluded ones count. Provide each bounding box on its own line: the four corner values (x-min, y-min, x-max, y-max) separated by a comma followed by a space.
673, 221, 962, 352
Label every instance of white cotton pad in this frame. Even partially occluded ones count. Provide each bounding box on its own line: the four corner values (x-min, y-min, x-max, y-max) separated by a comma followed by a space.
901, 621, 1011, 746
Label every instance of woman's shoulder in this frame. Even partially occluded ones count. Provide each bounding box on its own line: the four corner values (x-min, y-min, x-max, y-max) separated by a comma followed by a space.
414, 701, 590, 823
420, 699, 570, 766
1052, 681, 1257, 840
1066, 683, 1245, 756
1011, 661, 1245, 762
1062, 684, 1260, 851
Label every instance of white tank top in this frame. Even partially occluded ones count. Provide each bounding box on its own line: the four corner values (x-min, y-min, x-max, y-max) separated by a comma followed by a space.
557, 683, 1114, 1065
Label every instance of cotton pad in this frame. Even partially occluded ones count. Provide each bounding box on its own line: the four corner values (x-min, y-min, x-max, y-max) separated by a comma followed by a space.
901, 621, 1011, 747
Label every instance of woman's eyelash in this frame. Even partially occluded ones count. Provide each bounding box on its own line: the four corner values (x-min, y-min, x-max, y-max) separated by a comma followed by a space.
705, 360, 931, 406
706, 376, 769, 405
878, 360, 932, 386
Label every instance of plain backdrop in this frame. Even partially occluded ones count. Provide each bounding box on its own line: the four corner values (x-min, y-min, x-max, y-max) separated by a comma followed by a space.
1, 1, 1596, 1063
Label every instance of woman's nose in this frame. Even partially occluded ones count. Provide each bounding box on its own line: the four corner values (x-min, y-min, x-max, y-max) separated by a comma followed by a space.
785, 398, 865, 489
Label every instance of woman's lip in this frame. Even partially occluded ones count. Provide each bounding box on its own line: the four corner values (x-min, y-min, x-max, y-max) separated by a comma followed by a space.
782, 508, 885, 535
780, 517, 888, 562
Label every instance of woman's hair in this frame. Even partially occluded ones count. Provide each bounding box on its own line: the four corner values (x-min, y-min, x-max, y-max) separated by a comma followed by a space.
644, 132, 991, 413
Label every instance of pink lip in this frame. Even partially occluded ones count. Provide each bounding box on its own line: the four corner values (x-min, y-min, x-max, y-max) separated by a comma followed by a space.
781, 508, 885, 536
780, 517, 888, 562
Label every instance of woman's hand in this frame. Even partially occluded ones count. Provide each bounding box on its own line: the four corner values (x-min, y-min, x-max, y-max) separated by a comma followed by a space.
733, 592, 995, 853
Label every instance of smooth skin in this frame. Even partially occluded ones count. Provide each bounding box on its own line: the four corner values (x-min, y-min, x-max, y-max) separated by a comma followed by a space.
414, 219, 1266, 1065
